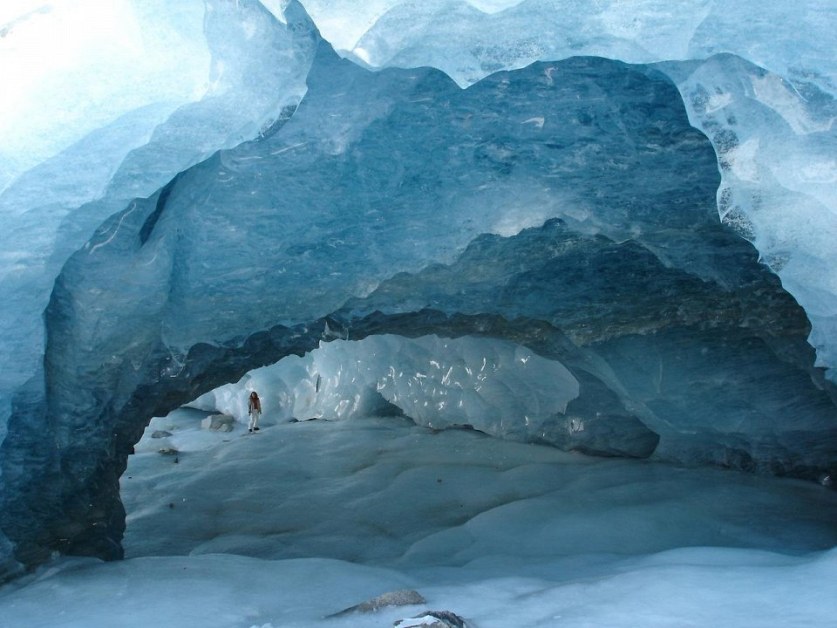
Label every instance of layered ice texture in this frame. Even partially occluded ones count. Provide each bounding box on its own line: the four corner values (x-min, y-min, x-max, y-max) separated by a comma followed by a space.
0, 0, 835, 581
307, 0, 837, 376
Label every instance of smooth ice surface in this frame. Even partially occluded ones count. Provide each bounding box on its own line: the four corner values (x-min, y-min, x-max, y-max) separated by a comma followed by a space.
0, 0, 206, 191
0, 0, 318, 409
2, 410, 835, 627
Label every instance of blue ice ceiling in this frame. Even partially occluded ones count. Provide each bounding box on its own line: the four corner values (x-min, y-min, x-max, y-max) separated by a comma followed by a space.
0, 0, 835, 579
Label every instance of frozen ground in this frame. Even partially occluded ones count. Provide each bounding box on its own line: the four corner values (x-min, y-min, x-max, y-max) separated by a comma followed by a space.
0, 409, 835, 627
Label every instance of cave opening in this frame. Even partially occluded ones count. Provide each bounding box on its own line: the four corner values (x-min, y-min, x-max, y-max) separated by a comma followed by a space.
0, 3, 835, 623
120, 333, 837, 571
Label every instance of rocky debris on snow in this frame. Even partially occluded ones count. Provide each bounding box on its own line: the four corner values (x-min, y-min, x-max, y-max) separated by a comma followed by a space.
201, 414, 235, 432
394, 610, 468, 627
329, 589, 426, 616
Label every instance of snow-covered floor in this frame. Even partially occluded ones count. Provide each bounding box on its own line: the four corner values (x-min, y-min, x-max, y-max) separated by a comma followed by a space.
1, 409, 836, 627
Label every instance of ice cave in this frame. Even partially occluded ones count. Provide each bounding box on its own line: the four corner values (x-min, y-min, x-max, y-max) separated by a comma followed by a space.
0, 0, 835, 626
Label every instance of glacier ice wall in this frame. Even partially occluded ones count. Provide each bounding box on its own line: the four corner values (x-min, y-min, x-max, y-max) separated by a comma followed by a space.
309, 0, 837, 381
0, 0, 318, 414
0, 0, 320, 578
0, 0, 835, 578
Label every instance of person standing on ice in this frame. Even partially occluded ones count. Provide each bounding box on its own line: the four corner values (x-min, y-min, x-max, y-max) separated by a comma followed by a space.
248, 391, 262, 432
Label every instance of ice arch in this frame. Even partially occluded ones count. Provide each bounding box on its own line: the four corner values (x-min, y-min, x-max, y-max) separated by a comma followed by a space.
302, 0, 837, 381
0, 0, 835, 579
189, 335, 654, 457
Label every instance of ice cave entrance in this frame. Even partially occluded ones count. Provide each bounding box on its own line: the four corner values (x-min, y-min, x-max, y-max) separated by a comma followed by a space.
119, 333, 837, 619
128, 332, 621, 495
124, 331, 643, 558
